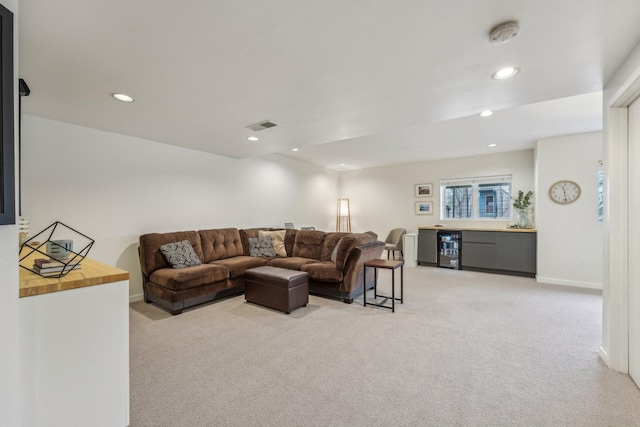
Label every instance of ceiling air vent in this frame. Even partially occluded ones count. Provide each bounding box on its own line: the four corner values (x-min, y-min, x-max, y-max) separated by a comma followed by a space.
246, 120, 278, 132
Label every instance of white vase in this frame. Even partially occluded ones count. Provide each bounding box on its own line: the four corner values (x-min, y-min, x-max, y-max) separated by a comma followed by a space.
516, 209, 528, 228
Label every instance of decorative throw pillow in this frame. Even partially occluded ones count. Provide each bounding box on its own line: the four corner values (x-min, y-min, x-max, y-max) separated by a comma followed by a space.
160, 240, 201, 269
249, 236, 276, 257
258, 230, 287, 257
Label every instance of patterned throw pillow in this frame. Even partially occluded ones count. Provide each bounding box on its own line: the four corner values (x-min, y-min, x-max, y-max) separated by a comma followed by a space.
248, 236, 276, 257
160, 240, 202, 269
258, 230, 287, 257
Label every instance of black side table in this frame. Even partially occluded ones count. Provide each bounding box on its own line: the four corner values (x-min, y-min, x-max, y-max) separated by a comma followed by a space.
363, 259, 404, 312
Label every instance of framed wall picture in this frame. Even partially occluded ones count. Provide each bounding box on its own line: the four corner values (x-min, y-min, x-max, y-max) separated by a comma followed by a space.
415, 201, 433, 215
0, 4, 14, 226
415, 183, 432, 197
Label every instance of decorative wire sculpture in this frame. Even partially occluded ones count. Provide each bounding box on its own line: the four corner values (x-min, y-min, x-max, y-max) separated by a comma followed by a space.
19, 221, 94, 278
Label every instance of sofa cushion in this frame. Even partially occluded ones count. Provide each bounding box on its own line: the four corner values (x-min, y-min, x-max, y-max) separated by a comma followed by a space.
149, 264, 229, 291
160, 240, 202, 269
322, 232, 347, 261
284, 229, 297, 256
301, 262, 343, 282
139, 231, 204, 276
259, 230, 287, 257
211, 256, 269, 279
269, 257, 318, 270
331, 244, 339, 264
292, 230, 326, 260
199, 228, 245, 262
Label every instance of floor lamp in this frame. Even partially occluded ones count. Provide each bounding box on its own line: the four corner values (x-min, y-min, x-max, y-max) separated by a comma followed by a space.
336, 198, 351, 232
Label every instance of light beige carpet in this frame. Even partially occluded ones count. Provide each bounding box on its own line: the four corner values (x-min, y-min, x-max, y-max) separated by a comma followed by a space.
129, 266, 640, 427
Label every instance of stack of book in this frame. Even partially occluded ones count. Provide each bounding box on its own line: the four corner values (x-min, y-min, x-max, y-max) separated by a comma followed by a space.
33, 258, 82, 277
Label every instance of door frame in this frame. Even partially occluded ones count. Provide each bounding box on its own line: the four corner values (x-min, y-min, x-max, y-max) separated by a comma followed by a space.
628, 99, 640, 385
602, 67, 640, 374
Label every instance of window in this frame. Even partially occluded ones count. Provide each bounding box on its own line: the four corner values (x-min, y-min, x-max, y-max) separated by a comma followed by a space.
441, 175, 512, 220
443, 185, 473, 218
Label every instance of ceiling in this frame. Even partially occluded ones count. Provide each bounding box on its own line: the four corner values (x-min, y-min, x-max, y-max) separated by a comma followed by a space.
18, 1, 640, 170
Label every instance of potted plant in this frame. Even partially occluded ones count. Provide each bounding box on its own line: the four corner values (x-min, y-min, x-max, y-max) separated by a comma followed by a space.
512, 190, 533, 228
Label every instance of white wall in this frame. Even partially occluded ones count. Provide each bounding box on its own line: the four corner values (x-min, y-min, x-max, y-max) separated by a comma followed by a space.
338, 150, 535, 239
0, 0, 19, 425
21, 115, 338, 300
535, 132, 603, 289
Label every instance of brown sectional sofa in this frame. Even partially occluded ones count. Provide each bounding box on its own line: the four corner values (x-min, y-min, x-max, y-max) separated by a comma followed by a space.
139, 228, 385, 314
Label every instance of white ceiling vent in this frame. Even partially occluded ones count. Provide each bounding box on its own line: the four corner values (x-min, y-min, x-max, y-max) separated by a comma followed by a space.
489, 21, 520, 44
246, 120, 278, 132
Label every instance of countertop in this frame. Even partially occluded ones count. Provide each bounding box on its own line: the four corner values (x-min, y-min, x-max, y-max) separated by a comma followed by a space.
19, 255, 130, 298
418, 226, 537, 233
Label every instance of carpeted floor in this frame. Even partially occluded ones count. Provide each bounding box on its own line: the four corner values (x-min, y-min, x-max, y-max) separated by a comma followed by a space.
129, 266, 640, 427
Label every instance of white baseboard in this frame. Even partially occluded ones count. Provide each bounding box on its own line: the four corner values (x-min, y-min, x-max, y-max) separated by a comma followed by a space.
129, 293, 144, 303
599, 346, 610, 367
536, 276, 602, 290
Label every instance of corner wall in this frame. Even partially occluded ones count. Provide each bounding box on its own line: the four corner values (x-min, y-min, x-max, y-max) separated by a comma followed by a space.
535, 132, 604, 289
21, 115, 338, 300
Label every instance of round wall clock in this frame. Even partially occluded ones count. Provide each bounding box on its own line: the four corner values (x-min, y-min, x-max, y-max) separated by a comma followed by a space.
549, 180, 581, 204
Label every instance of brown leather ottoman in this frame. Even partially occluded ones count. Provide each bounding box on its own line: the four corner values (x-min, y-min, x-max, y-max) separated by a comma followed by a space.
244, 266, 309, 314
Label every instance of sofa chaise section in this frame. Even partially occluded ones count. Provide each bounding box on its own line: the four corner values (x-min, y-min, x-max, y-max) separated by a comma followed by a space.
139, 230, 239, 315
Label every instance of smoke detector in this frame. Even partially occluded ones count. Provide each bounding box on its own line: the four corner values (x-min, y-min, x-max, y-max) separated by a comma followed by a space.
489, 21, 520, 44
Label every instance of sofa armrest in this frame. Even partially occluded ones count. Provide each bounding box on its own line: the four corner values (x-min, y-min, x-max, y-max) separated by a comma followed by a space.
334, 232, 377, 270
340, 241, 385, 294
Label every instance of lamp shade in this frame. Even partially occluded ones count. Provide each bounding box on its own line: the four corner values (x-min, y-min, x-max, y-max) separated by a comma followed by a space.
339, 199, 350, 216
336, 198, 351, 232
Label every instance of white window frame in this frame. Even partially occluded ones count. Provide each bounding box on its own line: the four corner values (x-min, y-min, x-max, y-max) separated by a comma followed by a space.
440, 175, 513, 221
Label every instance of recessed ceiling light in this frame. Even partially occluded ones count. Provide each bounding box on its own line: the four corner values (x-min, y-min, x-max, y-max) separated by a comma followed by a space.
247, 136, 259, 141
291, 148, 299, 151
480, 110, 493, 117
488, 143, 498, 147
112, 93, 134, 102
491, 67, 519, 80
